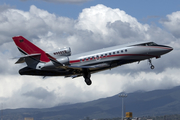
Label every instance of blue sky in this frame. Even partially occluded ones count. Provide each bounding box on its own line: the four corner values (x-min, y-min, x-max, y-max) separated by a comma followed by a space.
1, 0, 180, 24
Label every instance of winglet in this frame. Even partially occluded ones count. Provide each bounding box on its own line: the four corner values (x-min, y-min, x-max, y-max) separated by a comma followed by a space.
12, 36, 50, 62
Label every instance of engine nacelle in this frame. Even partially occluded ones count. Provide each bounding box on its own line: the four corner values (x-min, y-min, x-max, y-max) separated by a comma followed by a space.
53, 47, 71, 56
46, 47, 71, 59
57, 56, 69, 65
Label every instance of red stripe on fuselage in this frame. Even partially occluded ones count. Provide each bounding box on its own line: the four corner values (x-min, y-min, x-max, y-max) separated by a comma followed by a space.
70, 60, 81, 64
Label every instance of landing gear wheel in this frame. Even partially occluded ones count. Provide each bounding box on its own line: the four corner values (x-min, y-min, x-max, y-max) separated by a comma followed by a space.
148, 59, 155, 70
85, 78, 92, 85
83, 69, 92, 86
150, 65, 155, 69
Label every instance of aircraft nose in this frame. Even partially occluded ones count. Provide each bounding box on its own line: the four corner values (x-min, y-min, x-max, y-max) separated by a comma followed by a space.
152, 45, 173, 56
159, 45, 173, 55
164, 45, 173, 52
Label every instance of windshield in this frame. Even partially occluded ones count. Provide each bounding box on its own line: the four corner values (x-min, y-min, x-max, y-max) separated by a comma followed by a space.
133, 42, 158, 46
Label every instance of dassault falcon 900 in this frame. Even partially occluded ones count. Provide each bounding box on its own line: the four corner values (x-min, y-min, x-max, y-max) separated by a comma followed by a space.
13, 36, 173, 85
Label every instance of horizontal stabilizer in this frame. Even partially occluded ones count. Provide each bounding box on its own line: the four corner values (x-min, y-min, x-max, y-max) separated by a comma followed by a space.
14, 53, 41, 64
15, 57, 25, 64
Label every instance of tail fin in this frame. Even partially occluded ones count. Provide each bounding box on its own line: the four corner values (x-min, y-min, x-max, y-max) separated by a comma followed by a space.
12, 36, 50, 63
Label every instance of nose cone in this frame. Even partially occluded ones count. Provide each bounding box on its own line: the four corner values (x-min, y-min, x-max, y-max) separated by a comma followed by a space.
149, 44, 173, 57
164, 45, 173, 53
158, 45, 173, 55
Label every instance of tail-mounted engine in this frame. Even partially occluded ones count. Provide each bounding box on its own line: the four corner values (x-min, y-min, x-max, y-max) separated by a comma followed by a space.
46, 47, 71, 60
57, 56, 69, 65
35, 47, 71, 70
53, 47, 71, 56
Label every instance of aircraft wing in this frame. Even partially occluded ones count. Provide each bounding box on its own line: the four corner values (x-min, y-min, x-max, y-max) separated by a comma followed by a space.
66, 63, 110, 70
63, 63, 110, 78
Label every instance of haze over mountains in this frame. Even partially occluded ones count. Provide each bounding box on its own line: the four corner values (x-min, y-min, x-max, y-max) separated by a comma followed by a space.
2, 85, 180, 120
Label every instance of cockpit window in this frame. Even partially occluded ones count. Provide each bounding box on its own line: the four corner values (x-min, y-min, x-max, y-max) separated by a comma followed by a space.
147, 42, 157, 46
133, 42, 158, 46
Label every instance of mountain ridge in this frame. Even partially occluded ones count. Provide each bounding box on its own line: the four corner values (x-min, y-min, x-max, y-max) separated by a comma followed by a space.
2, 86, 180, 120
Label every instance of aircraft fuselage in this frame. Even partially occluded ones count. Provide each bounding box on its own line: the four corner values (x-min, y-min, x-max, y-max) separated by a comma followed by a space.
13, 36, 173, 85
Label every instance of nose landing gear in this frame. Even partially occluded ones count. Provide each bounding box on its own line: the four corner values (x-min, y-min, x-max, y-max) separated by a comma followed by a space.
150, 65, 155, 69
148, 59, 155, 69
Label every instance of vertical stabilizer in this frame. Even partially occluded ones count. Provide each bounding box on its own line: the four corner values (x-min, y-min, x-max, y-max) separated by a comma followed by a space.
12, 36, 50, 63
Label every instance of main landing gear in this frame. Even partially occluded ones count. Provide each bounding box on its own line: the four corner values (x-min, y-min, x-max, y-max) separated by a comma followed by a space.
148, 59, 155, 69
83, 69, 92, 85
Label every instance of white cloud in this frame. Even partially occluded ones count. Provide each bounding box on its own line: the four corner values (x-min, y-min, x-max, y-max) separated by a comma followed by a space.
161, 11, 180, 38
1, 68, 180, 109
76, 4, 149, 33
0, 4, 179, 109
75, 4, 149, 44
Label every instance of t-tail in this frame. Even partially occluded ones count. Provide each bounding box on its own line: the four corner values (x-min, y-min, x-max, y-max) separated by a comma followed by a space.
13, 36, 71, 70
13, 36, 50, 63
12, 36, 54, 70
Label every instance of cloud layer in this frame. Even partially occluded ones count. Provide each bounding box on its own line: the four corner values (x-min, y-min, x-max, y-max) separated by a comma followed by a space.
0, 4, 179, 109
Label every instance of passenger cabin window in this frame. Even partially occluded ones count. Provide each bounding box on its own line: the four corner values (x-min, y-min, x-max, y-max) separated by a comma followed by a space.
113, 52, 115, 54
105, 54, 107, 56
80, 59, 82, 62
92, 56, 95, 59
88, 57, 90, 60
121, 50, 123, 53
109, 53, 111, 55
117, 51, 119, 54
84, 58, 86, 61
101, 54, 103, 58
125, 49, 127, 52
